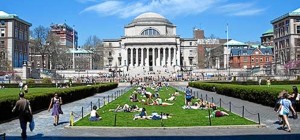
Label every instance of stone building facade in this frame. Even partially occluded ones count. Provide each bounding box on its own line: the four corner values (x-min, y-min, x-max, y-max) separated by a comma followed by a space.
102, 12, 198, 76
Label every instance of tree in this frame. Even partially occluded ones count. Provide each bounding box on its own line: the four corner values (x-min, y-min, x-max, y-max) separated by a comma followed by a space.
30, 26, 50, 70
82, 35, 103, 69
47, 32, 69, 70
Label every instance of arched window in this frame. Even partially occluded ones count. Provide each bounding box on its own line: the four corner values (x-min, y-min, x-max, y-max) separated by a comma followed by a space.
141, 28, 160, 36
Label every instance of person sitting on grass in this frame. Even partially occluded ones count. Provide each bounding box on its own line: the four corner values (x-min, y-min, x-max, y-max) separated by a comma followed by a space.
129, 92, 139, 102
151, 96, 174, 106
133, 108, 150, 120
90, 105, 101, 121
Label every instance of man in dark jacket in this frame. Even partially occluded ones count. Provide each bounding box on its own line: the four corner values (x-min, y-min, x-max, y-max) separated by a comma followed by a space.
12, 92, 32, 139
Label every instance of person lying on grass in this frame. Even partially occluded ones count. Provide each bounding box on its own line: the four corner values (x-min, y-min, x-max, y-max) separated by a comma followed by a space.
206, 106, 229, 118
150, 96, 174, 106
109, 104, 141, 112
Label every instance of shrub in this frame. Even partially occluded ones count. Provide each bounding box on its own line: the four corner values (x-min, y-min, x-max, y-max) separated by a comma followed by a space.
26, 78, 35, 84
42, 78, 52, 84
0, 82, 118, 123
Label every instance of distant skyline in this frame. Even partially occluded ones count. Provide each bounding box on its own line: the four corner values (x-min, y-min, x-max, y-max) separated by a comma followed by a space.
1, 0, 300, 46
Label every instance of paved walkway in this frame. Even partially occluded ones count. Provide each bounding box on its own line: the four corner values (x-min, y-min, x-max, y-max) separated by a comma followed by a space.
0, 83, 299, 140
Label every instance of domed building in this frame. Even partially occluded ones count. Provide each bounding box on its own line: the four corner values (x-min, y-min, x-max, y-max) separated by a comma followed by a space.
102, 12, 198, 77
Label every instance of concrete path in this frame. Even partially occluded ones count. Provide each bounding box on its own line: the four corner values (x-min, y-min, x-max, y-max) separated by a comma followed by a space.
0, 83, 299, 140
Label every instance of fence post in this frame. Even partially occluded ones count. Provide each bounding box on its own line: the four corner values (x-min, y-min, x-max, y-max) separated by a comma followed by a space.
219, 98, 222, 108
90, 101, 93, 111
229, 102, 231, 112
197, 91, 199, 98
81, 107, 83, 119
258, 113, 261, 124
114, 113, 117, 126
108, 95, 110, 102
212, 97, 214, 103
242, 106, 245, 118
205, 94, 208, 101
103, 97, 106, 105
98, 98, 100, 108
201, 94, 203, 99
161, 112, 164, 127
208, 109, 212, 126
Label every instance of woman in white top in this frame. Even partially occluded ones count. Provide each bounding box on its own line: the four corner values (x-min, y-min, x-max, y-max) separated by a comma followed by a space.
278, 93, 296, 132
90, 105, 101, 121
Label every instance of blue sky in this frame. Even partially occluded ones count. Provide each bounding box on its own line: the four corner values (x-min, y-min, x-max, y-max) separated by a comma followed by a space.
1, 0, 299, 46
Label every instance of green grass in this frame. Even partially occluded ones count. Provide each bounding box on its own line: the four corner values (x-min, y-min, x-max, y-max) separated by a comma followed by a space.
0, 88, 59, 98
75, 86, 255, 127
244, 84, 300, 92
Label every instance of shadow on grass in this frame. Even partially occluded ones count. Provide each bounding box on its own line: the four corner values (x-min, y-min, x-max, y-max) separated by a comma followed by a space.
4, 134, 300, 140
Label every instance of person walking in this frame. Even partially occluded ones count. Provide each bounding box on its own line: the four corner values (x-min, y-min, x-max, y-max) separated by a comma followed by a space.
12, 92, 32, 139
48, 93, 63, 126
290, 86, 299, 118
277, 92, 296, 132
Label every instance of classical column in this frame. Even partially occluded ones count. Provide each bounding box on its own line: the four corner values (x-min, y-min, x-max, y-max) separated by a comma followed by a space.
158, 48, 161, 66
130, 48, 133, 66
162, 48, 166, 66
146, 48, 149, 66
152, 48, 155, 66
135, 48, 138, 66
173, 48, 176, 66
141, 48, 144, 66
168, 47, 171, 66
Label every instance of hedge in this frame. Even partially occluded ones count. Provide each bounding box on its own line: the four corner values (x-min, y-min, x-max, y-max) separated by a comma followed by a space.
189, 82, 280, 107
0, 83, 99, 88
0, 83, 118, 123
206, 80, 300, 85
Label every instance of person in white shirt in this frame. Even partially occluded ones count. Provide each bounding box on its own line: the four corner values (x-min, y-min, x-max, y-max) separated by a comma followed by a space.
90, 106, 101, 121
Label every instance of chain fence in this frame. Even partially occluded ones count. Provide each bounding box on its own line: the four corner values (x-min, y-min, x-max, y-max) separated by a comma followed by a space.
69, 87, 131, 126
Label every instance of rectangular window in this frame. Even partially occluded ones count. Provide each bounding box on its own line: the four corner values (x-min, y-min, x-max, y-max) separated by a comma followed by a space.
295, 18, 300, 22
0, 28, 5, 37
243, 57, 247, 62
189, 58, 193, 65
297, 26, 300, 34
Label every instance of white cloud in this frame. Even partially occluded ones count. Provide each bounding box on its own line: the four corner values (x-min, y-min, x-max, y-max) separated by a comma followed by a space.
218, 2, 265, 16
80, 0, 264, 18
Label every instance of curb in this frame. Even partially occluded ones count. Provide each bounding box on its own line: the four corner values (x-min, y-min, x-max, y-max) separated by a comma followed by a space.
65, 124, 266, 129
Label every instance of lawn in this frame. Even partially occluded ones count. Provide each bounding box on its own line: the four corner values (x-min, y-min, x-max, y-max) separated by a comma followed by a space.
75, 86, 255, 127
245, 84, 300, 92
0, 87, 59, 98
